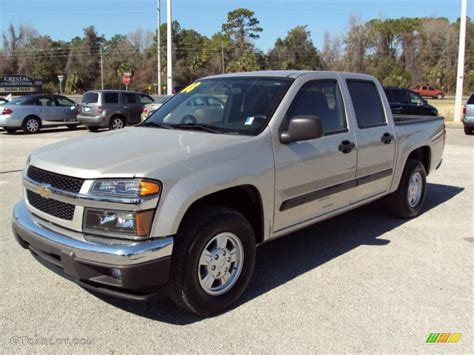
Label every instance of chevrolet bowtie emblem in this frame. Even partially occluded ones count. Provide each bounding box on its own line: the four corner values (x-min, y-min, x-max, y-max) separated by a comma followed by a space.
38, 184, 52, 199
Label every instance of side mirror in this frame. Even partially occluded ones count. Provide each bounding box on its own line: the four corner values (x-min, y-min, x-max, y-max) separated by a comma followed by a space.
280, 115, 324, 144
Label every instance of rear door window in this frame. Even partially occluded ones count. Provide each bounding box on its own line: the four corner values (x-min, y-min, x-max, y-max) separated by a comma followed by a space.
393, 89, 408, 103
104, 92, 119, 104
122, 93, 137, 104
347, 80, 386, 128
35, 96, 56, 106
81, 92, 98, 104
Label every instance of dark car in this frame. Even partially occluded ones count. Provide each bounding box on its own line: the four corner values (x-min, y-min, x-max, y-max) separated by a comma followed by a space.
384, 87, 438, 116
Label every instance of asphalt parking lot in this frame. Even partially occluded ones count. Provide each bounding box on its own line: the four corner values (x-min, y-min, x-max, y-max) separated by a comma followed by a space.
0, 127, 472, 353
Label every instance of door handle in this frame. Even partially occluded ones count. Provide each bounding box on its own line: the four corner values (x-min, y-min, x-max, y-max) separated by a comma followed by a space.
338, 140, 355, 154
381, 132, 394, 144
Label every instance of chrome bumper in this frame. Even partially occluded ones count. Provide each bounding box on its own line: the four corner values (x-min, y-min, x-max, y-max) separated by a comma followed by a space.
12, 201, 173, 266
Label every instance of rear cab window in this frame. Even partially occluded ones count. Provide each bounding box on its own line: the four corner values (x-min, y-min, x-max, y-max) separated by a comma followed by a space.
467, 95, 474, 105
81, 92, 99, 104
347, 80, 386, 128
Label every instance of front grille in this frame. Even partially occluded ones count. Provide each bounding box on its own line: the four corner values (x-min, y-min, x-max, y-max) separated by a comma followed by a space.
27, 190, 75, 220
27, 166, 84, 193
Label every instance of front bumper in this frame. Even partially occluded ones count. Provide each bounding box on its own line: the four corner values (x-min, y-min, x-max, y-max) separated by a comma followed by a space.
12, 201, 174, 300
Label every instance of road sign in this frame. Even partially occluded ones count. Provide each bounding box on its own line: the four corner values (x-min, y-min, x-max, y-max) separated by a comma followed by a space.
122, 75, 131, 85
57, 75, 64, 82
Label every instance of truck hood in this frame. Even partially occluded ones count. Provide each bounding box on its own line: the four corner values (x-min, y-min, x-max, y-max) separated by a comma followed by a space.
30, 127, 250, 178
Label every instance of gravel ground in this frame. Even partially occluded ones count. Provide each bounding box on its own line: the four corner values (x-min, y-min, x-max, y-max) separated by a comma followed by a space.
0, 126, 472, 353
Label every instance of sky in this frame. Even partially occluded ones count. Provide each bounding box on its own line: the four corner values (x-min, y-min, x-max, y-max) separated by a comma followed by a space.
0, 0, 466, 51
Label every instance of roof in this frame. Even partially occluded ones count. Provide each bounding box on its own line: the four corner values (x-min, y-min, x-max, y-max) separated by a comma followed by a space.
201, 70, 377, 81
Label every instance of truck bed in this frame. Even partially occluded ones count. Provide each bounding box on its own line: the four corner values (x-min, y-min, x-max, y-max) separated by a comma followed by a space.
393, 114, 444, 126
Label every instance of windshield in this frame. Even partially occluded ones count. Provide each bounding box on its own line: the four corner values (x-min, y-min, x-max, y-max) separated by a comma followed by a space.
143, 77, 293, 135
81, 92, 99, 104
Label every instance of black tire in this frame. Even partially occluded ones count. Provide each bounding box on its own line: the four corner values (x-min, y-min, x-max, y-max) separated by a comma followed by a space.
22, 116, 41, 134
180, 115, 197, 124
67, 124, 79, 130
168, 206, 256, 316
87, 126, 100, 132
464, 127, 473, 135
4, 127, 16, 134
109, 116, 125, 130
388, 159, 427, 219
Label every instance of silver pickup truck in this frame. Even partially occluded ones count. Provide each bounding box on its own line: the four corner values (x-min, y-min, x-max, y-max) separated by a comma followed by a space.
12, 71, 445, 316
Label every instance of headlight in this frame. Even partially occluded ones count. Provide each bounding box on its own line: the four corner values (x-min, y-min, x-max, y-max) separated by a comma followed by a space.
89, 179, 161, 199
83, 208, 155, 239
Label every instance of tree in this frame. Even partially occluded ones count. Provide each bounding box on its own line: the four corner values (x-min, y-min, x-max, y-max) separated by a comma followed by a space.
267, 26, 323, 70
344, 15, 368, 72
222, 8, 262, 53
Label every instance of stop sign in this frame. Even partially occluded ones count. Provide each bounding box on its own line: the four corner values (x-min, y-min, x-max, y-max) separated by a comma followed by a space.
122, 74, 131, 85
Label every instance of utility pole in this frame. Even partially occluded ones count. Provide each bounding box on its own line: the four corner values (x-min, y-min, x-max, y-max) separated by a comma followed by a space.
157, 0, 162, 95
166, 0, 173, 95
100, 46, 104, 90
454, 0, 467, 122
221, 42, 225, 74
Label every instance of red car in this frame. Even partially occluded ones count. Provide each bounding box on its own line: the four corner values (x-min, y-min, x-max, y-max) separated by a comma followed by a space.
411, 85, 445, 99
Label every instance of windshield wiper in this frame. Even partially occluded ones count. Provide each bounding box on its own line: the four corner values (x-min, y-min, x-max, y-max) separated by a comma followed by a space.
173, 123, 223, 134
140, 121, 174, 129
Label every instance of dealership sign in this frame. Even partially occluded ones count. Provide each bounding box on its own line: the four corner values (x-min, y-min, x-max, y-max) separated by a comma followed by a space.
0, 75, 43, 94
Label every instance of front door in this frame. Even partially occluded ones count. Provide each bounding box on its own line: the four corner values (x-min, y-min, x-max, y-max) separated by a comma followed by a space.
54, 95, 77, 121
35, 95, 58, 123
121, 93, 141, 124
343, 78, 396, 204
273, 76, 357, 232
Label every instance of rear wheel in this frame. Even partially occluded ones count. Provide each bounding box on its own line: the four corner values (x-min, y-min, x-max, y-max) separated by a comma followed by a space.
436, 93, 443, 100
22, 116, 41, 134
168, 206, 256, 316
109, 116, 125, 130
388, 159, 427, 219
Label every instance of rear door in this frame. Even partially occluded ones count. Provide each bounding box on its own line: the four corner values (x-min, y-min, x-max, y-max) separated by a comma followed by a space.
343, 78, 396, 204
34, 95, 59, 122
273, 75, 358, 232
54, 95, 77, 121
121, 93, 141, 124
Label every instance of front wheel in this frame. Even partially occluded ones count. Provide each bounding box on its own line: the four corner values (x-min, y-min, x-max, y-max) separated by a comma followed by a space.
388, 159, 427, 218
168, 206, 256, 316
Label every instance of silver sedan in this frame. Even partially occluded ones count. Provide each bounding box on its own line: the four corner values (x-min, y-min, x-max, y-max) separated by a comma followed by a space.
0, 94, 79, 134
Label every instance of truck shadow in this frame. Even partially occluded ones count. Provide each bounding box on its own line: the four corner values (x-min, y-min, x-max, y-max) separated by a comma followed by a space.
95, 182, 463, 324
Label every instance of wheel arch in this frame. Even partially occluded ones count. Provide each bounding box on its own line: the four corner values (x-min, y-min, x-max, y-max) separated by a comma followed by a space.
177, 185, 265, 245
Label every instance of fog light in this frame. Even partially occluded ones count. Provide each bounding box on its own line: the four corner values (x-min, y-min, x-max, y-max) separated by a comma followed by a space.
111, 268, 122, 280
83, 208, 154, 239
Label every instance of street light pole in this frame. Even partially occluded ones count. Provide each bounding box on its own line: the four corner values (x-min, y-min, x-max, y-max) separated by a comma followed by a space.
454, 0, 467, 122
100, 46, 104, 90
166, 0, 173, 95
157, 0, 162, 95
